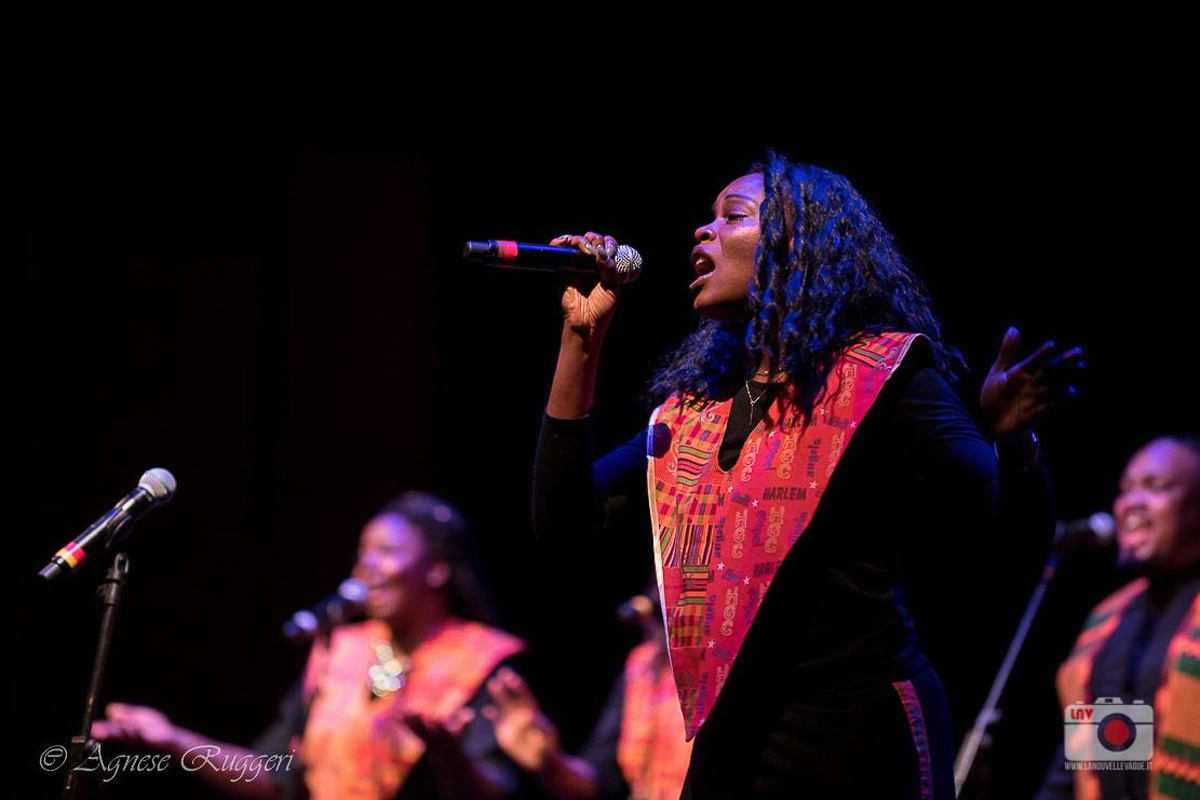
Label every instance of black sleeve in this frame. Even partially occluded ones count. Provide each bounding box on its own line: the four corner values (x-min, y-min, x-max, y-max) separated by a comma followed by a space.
531, 414, 648, 542
890, 365, 1058, 743
893, 366, 999, 501
893, 365, 1055, 548
575, 670, 632, 800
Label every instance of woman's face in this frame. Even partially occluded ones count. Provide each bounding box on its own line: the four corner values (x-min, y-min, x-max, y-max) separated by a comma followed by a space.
352, 513, 442, 624
690, 173, 766, 319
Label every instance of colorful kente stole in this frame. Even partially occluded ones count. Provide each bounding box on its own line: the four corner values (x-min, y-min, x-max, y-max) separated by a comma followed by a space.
646, 331, 924, 739
1153, 594, 1200, 799
1056, 580, 1200, 800
616, 640, 693, 800
300, 618, 524, 800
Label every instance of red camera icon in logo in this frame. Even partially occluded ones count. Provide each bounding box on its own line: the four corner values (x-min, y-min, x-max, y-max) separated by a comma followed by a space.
1063, 697, 1154, 762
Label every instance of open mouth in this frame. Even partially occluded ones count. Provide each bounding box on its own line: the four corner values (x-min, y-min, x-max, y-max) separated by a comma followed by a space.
1118, 516, 1155, 552
365, 583, 391, 601
690, 251, 716, 290
1119, 516, 1151, 535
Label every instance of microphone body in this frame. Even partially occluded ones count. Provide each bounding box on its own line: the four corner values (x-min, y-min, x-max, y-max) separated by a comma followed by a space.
463, 240, 643, 283
1052, 511, 1116, 554
39, 468, 176, 582
283, 578, 368, 643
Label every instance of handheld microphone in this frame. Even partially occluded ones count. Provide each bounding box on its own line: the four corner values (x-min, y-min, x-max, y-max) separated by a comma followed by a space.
282, 578, 369, 643
39, 468, 177, 582
463, 240, 643, 284
1052, 511, 1116, 554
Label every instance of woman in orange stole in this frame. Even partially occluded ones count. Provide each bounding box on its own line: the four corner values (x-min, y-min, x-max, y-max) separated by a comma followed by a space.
95, 491, 525, 799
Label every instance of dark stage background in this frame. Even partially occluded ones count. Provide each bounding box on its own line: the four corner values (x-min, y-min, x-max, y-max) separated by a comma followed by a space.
16, 109, 1193, 798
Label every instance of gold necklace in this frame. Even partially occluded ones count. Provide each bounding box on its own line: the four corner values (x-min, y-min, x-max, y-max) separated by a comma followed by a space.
744, 381, 770, 425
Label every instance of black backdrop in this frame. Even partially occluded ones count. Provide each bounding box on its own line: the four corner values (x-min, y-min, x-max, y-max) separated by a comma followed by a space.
16, 98, 1194, 798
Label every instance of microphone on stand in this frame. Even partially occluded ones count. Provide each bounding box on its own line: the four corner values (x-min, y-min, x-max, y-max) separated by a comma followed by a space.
39, 468, 177, 582
1051, 511, 1116, 555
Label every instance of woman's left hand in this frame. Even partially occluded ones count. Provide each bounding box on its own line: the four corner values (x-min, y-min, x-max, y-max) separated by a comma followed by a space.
980, 326, 1084, 443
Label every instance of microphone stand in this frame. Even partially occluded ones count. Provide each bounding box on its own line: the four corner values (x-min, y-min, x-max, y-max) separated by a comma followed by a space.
60, 551, 131, 800
953, 555, 1058, 797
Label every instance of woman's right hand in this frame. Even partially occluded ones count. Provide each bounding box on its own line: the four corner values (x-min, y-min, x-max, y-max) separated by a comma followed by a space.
550, 232, 621, 334
91, 703, 179, 752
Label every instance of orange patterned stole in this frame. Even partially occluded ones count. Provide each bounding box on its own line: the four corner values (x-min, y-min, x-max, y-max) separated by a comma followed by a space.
1151, 593, 1200, 799
646, 331, 924, 739
300, 618, 524, 800
616, 640, 693, 800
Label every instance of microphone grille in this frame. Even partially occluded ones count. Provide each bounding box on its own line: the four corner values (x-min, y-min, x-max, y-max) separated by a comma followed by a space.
613, 245, 643, 285
339, 578, 369, 603
139, 468, 177, 502
288, 611, 319, 637
1090, 511, 1116, 543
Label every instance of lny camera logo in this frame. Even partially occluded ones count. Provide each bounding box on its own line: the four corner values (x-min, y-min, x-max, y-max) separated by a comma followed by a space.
1064, 697, 1154, 762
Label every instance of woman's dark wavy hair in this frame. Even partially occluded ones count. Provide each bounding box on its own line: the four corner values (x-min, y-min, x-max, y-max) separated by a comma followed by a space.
377, 491, 497, 625
650, 153, 966, 421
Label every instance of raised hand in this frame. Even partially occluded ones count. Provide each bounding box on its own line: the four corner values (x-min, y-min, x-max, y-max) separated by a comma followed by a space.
981, 326, 1084, 442
481, 667, 561, 772
551, 232, 623, 334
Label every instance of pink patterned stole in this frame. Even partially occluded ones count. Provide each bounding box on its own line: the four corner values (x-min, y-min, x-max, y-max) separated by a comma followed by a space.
646, 332, 924, 739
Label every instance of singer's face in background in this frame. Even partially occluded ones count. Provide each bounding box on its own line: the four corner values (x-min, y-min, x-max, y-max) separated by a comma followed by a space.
1114, 438, 1200, 576
691, 173, 765, 319
353, 513, 445, 626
